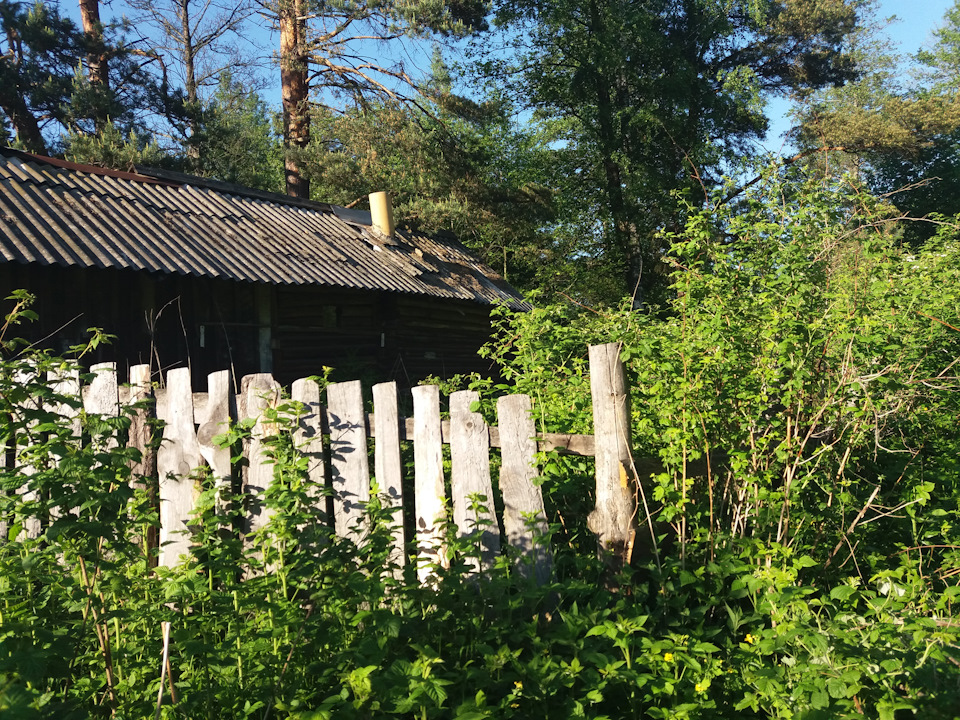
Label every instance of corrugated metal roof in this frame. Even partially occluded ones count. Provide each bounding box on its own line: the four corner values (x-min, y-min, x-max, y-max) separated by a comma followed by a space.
0, 148, 525, 307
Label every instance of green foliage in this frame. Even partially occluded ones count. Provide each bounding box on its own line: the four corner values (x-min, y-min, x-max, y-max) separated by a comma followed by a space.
479, 0, 863, 302
798, 1, 960, 248
303, 51, 553, 288
484, 164, 960, 566
62, 121, 177, 171
3, 211, 960, 720
189, 74, 285, 192
0, 0, 170, 155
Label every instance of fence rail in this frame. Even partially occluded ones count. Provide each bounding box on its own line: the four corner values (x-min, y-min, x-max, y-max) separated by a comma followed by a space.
4, 343, 642, 582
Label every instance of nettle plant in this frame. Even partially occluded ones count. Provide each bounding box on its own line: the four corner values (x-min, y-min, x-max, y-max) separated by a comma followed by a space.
3, 182, 960, 720
0, 292, 159, 718
484, 166, 960, 573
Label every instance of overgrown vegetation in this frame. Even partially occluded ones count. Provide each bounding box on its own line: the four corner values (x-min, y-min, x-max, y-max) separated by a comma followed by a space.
3, 165, 960, 718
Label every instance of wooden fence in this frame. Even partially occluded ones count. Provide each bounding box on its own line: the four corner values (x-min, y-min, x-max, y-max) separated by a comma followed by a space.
3, 343, 638, 583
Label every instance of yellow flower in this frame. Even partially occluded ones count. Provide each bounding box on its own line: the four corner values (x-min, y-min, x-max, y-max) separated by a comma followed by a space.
745, 634, 756, 645
663, 652, 674, 662
695, 682, 705, 693
514, 681, 523, 690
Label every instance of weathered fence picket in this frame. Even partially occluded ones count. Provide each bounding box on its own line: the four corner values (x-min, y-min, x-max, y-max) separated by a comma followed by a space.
587, 342, 636, 565
327, 380, 370, 541
450, 390, 499, 571
14, 365, 40, 539
497, 394, 552, 584
412, 384, 446, 580
197, 370, 232, 503
372, 381, 405, 568
157, 367, 202, 568
290, 377, 326, 513
243, 373, 281, 541
2, 342, 646, 583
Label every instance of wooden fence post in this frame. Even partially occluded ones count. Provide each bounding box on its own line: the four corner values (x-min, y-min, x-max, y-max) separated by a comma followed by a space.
412, 384, 446, 580
243, 373, 281, 538
196, 370, 233, 505
127, 364, 156, 494
327, 380, 370, 541
497, 393, 552, 584
291, 378, 327, 522
157, 368, 202, 568
14, 364, 41, 539
83, 362, 120, 450
450, 390, 500, 571
126, 364, 157, 562
587, 343, 636, 566
373, 381, 405, 568
48, 366, 81, 525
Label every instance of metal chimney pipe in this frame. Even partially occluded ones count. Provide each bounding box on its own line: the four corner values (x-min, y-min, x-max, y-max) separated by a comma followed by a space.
369, 191, 395, 238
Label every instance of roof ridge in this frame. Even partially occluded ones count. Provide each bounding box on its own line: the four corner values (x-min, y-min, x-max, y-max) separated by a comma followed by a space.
0, 146, 177, 186
133, 165, 337, 213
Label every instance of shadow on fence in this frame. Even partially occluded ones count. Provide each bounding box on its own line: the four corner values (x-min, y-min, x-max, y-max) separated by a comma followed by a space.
2, 343, 675, 584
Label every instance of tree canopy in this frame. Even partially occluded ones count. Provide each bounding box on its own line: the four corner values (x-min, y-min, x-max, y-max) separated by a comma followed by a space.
477, 0, 863, 302
5, 0, 960, 301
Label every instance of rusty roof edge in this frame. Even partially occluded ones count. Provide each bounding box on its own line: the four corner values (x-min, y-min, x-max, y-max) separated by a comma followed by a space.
1, 147, 179, 187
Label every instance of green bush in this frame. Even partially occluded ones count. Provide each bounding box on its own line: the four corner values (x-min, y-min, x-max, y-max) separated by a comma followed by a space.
2, 163, 960, 718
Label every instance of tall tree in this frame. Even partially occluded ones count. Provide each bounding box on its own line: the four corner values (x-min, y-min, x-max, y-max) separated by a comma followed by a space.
867, 1, 960, 245
124, 0, 259, 149
192, 72, 284, 191
1, 0, 171, 155
275, 0, 487, 197
0, 0, 86, 153
797, 1, 960, 245
484, 0, 863, 303
279, 0, 308, 197
303, 53, 553, 286
78, 0, 108, 91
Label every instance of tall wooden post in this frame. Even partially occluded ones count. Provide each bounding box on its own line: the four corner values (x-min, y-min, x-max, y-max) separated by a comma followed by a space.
373, 381, 405, 569
587, 343, 636, 567
412, 384, 446, 581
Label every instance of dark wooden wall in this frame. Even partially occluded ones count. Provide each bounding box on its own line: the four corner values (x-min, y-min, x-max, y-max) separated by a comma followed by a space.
1, 264, 499, 389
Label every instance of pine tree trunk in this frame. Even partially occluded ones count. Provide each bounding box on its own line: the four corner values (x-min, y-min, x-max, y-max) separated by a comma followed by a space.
79, 0, 110, 131
280, 0, 310, 199
0, 84, 47, 154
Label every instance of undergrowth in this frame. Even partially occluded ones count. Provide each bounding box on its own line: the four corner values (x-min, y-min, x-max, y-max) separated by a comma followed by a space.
3, 166, 960, 718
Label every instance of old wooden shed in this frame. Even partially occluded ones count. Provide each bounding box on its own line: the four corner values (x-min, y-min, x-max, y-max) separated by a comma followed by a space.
0, 148, 524, 386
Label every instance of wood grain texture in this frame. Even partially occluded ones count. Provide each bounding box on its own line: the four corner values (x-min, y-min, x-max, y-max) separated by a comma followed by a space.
197, 370, 233, 505
47, 367, 81, 524
242, 373, 281, 537
291, 378, 328, 525
127, 365, 155, 493
127, 364, 157, 562
83, 362, 119, 450
13, 365, 40, 539
327, 380, 370, 541
586, 343, 636, 563
449, 390, 499, 571
157, 367, 202, 567
373, 381, 405, 568
412, 384, 446, 580
497, 394, 552, 584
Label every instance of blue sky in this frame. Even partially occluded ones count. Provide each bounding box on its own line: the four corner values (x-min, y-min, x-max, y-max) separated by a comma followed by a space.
879, 0, 954, 54
55, 0, 960, 150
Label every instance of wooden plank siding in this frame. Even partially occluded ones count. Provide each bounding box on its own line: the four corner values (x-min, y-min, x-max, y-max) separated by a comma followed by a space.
1, 264, 501, 391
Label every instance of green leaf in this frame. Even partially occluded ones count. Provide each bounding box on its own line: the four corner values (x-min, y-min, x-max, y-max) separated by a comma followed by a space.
830, 585, 858, 601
